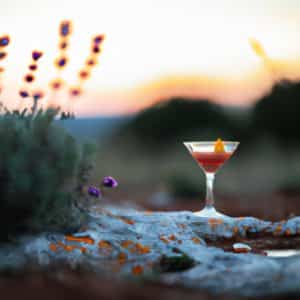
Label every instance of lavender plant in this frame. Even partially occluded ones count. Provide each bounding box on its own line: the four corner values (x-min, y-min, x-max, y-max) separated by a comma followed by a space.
0, 35, 10, 96
0, 106, 94, 241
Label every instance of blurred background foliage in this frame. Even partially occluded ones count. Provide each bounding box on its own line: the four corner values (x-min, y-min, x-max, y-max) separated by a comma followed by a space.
1, 79, 299, 233
73, 80, 300, 219
0, 108, 94, 242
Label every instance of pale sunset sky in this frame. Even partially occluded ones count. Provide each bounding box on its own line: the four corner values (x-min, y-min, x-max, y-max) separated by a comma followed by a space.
0, 0, 300, 115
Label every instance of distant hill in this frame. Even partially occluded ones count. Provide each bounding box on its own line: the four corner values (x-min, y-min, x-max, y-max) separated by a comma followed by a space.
113, 97, 249, 149
59, 80, 300, 147
253, 80, 300, 144
111, 80, 300, 149
58, 115, 132, 142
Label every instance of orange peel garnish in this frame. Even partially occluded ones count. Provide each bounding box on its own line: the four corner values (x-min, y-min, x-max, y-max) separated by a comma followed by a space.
214, 138, 225, 153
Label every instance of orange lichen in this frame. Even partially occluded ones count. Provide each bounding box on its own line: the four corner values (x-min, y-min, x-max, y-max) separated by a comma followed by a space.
65, 235, 95, 245
121, 240, 134, 248
208, 218, 223, 225
118, 252, 127, 264
214, 138, 225, 153
57, 243, 83, 252
191, 237, 201, 244
233, 226, 239, 235
49, 243, 58, 252
273, 225, 282, 236
132, 265, 144, 276
119, 217, 135, 225
135, 243, 151, 254
285, 229, 292, 236
159, 236, 169, 244
65, 245, 79, 252
169, 234, 177, 241
98, 240, 112, 249
55, 240, 89, 253
177, 223, 187, 229
80, 247, 87, 254
208, 218, 223, 230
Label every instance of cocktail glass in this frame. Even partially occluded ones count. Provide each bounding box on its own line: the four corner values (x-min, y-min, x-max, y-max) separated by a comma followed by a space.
184, 141, 239, 218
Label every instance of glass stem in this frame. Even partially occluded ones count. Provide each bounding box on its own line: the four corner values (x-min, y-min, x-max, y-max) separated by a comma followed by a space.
205, 173, 215, 208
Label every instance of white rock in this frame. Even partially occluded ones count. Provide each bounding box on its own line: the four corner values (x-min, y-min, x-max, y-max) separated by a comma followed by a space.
233, 243, 252, 253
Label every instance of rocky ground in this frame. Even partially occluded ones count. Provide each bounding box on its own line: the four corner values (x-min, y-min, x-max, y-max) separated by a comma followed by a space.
1, 205, 300, 299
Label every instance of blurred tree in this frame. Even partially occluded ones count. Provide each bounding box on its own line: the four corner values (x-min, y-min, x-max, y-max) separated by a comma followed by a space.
116, 98, 242, 150
253, 80, 300, 146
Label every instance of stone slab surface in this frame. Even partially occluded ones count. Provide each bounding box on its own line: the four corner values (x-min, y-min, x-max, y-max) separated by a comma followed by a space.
1, 206, 300, 297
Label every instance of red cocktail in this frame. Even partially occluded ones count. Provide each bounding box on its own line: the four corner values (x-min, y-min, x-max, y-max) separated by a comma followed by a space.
192, 151, 232, 173
184, 140, 239, 218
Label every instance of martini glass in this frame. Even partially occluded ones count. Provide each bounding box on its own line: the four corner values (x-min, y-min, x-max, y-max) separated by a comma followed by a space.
184, 141, 239, 218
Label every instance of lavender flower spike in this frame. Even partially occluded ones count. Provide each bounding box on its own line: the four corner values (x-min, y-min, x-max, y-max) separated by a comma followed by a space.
102, 176, 118, 188
88, 186, 101, 198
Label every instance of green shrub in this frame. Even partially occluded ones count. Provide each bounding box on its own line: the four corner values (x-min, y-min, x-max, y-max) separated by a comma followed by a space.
114, 98, 240, 150
0, 108, 94, 241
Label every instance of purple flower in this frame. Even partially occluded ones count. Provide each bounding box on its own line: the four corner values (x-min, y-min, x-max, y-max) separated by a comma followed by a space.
55, 57, 68, 68
88, 186, 101, 198
0, 36, 10, 47
92, 45, 100, 54
0, 52, 7, 60
29, 64, 38, 71
24, 74, 35, 83
32, 91, 44, 101
32, 50, 43, 61
60, 21, 72, 37
94, 34, 105, 45
102, 176, 118, 188
69, 86, 81, 97
19, 90, 29, 98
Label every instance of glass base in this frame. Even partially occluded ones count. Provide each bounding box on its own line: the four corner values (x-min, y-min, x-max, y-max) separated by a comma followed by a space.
194, 205, 229, 219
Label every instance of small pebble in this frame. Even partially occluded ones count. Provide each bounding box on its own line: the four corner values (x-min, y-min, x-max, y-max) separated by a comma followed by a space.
233, 243, 252, 253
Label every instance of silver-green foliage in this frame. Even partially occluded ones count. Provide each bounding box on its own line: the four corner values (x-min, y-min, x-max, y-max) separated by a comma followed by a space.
0, 108, 94, 240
